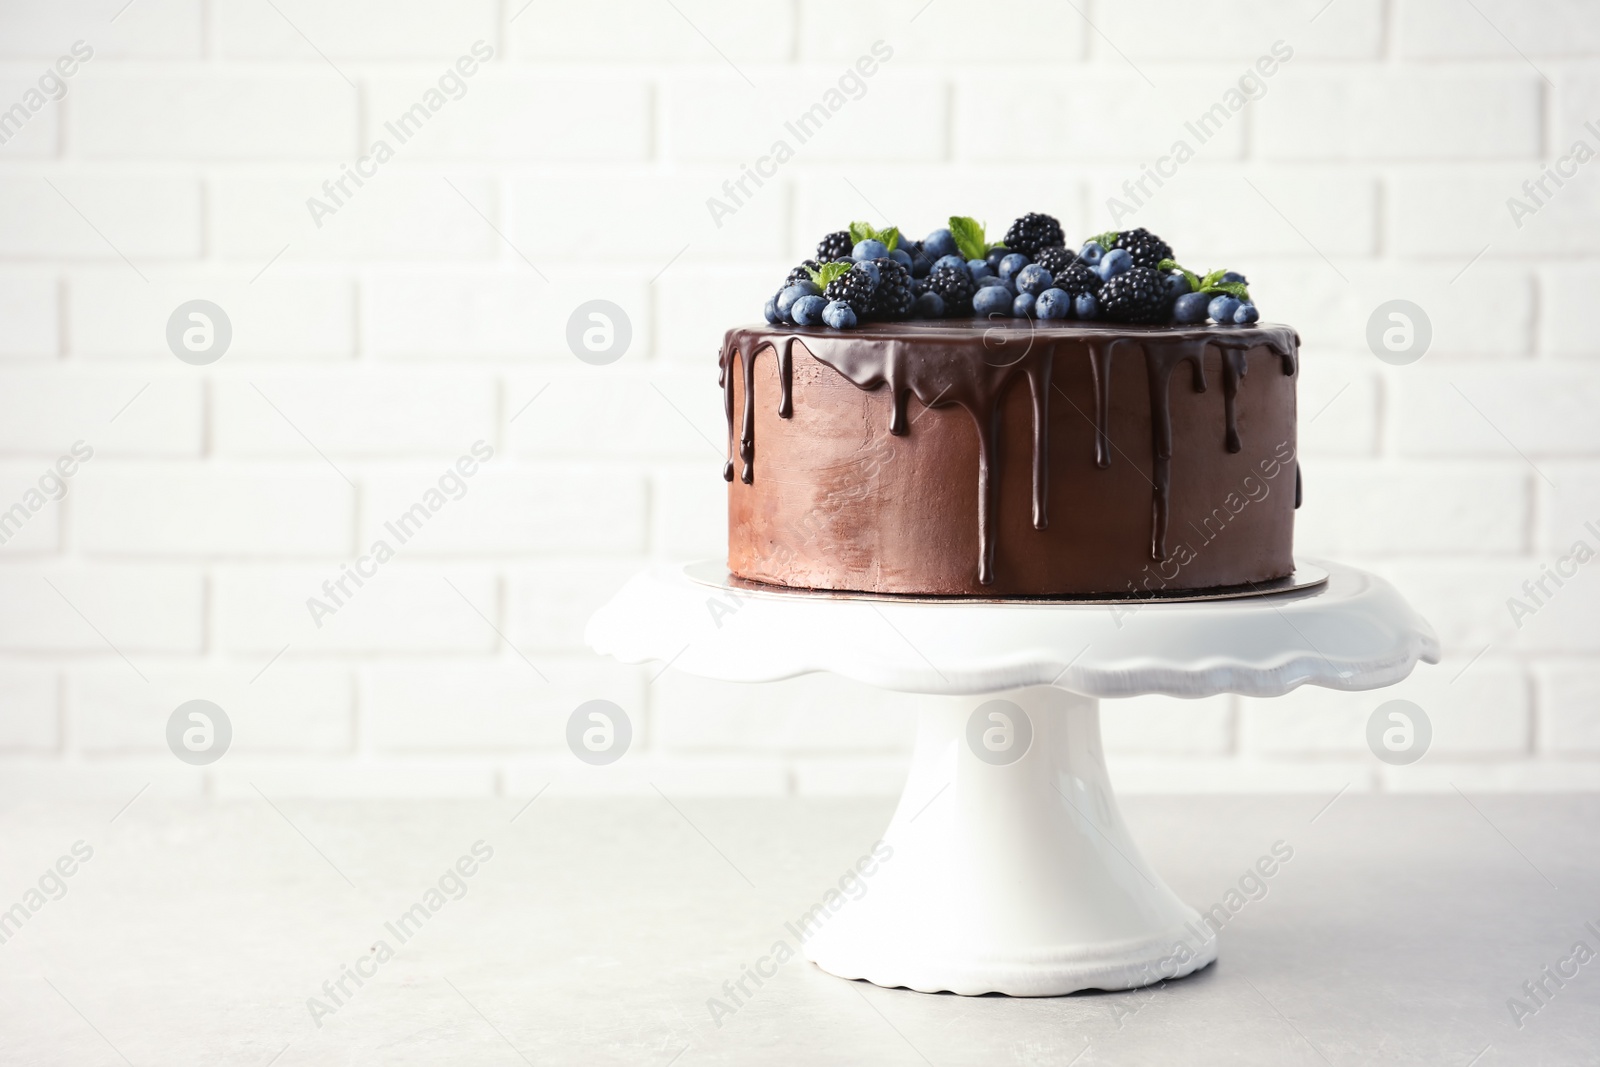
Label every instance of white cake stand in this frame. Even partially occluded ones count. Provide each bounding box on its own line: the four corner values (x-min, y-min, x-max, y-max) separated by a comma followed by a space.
585, 559, 1438, 997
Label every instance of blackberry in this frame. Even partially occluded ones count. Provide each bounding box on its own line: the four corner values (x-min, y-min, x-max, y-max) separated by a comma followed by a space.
816, 231, 853, 262
1003, 213, 1065, 255
1110, 228, 1174, 270
1053, 259, 1102, 299
924, 264, 975, 313
1032, 246, 1075, 277
1098, 265, 1171, 324
823, 264, 876, 316
867, 258, 914, 321
785, 259, 822, 288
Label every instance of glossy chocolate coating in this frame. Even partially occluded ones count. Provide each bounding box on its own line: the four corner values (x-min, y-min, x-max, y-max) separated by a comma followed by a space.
721, 319, 1299, 597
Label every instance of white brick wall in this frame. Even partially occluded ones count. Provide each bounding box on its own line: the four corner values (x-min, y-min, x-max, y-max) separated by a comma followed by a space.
0, 0, 1595, 797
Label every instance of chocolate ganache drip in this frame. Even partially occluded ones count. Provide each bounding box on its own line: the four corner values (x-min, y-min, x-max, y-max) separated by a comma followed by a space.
721, 321, 1297, 585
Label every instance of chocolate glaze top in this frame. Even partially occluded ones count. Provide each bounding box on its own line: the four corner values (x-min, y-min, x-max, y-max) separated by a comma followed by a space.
720, 319, 1299, 586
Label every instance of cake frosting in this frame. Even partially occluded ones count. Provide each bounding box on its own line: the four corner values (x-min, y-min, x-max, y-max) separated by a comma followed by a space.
721, 320, 1300, 597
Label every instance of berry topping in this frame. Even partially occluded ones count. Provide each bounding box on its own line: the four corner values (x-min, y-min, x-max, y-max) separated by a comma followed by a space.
1032, 246, 1075, 277
823, 263, 877, 316
1053, 260, 1103, 299
791, 295, 827, 326
821, 299, 858, 329
997, 253, 1031, 282
1207, 294, 1241, 324
772, 220, 1261, 326
925, 263, 976, 313
1015, 263, 1053, 295
1108, 227, 1174, 270
1098, 265, 1171, 324
1098, 248, 1133, 280
776, 282, 820, 321
853, 238, 889, 261
867, 258, 915, 321
785, 260, 823, 288
816, 231, 852, 262
973, 286, 1013, 316
1003, 212, 1065, 255
1173, 292, 1211, 324
1035, 288, 1071, 319
921, 229, 958, 259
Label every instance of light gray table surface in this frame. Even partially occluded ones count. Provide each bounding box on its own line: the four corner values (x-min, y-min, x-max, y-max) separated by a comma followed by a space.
0, 794, 1595, 1066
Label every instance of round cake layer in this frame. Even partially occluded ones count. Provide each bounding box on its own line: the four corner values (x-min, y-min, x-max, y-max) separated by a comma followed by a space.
722, 320, 1299, 597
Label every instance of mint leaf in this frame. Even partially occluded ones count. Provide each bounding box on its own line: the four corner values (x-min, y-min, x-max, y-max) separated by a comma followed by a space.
948, 216, 988, 261
1199, 269, 1227, 291
848, 221, 900, 252
808, 261, 853, 288
1203, 280, 1250, 300
1089, 230, 1119, 250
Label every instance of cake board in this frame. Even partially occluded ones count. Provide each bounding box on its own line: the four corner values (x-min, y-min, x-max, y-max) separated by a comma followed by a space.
585, 558, 1439, 997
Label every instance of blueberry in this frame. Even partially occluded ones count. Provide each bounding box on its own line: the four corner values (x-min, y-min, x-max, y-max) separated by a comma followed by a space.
1098, 248, 1132, 280
967, 258, 994, 280
852, 239, 888, 261
986, 247, 1006, 269
975, 274, 1008, 290
1015, 263, 1053, 295
1012, 292, 1037, 317
914, 291, 946, 318
1173, 292, 1210, 324
1207, 295, 1241, 323
791, 294, 827, 326
932, 254, 968, 276
1079, 241, 1105, 266
822, 299, 858, 329
1035, 288, 1071, 319
911, 251, 937, 278
973, 286, 1013, 316
1074, 292, 1099, 319
922, 229, 958, 259
1233, 302, 1260, 324
776, 283, 819, 320
888, 248, 913, 269
855, 260, 881, 287
1220, 271, 1247, 284
1163, 272, 1191, 297
764, 295, 782, 324
998, 253, 1031, 282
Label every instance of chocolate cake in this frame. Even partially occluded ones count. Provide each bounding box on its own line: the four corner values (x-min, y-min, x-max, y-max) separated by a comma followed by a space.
728, 216, 1300, 598
720, 320, 1300, 598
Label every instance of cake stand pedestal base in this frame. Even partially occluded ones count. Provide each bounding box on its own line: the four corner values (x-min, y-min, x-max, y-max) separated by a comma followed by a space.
803, 685, 1213, 996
